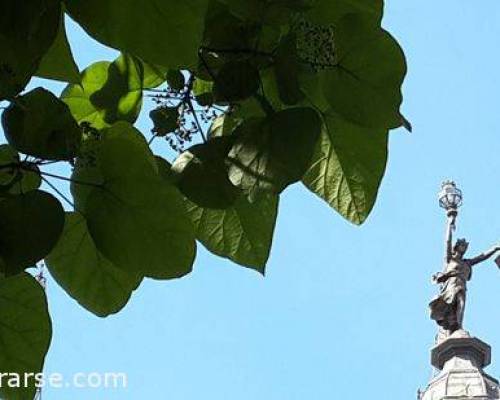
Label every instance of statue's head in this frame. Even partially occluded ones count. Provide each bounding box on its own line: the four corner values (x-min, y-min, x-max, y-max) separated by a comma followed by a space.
453, 238, 469, 257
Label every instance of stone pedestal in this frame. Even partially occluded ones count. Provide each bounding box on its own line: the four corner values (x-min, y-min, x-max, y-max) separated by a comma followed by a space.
421, 330, 499, 400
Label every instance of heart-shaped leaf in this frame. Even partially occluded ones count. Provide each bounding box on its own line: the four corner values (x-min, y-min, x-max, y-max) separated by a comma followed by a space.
61, 54, 144, 129
0, 273, 52, 400
72, 123, 196, 279
172, 137, 240, 209
2, 87, 81, 160
302, 111, 388, 224
185, 193, 278, 273
0, 190, 64, 275
228, 107, 321, 197
46, 212, 142, 317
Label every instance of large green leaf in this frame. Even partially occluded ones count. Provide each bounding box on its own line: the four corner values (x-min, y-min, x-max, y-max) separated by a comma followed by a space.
0, 190, 64, 275
46, 212, 142, 317
2, 87, 82, 160
72, 123, 196, 279
171, 137, 240, 209
86, 181, 196, 280
302, 111, 388, 225
228, 107, 321, 197
65, 0, 209, 69
0, 0, 60, 100
61, 54, 144, 129
36, 13, 80, 84
320, 14, 406, 129
185, 194, 278, 273
0, 273, 52, 400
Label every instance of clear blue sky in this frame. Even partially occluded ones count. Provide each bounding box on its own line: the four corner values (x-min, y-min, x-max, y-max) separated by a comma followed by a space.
3, 1, 500, 398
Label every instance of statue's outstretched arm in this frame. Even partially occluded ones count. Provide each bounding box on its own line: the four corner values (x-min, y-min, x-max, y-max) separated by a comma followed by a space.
468, 244, 500, 266
444, 213, 455, 263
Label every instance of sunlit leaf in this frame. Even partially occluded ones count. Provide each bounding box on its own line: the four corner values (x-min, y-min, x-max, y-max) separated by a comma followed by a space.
61, 54, 144, 129
302, 111, 388, 224
46, 212, 142, 317
185, 193, 278, 273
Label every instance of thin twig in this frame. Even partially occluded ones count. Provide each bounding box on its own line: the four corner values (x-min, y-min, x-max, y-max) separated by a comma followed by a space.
148, 135, 157, 145
185, 73, 208, 143
42, 177, 76, 209
35, 160, 60, 166
143, 88, 168, 93
201, 46, 273, 58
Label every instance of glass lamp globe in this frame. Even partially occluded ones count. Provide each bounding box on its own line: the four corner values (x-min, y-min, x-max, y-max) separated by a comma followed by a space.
438, 180, 463, 210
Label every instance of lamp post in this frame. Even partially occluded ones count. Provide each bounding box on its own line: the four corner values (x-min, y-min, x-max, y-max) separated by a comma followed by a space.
438, 180, 463, 229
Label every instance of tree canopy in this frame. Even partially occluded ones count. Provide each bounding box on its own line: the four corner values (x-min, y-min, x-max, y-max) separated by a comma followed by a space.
0, 0, 407, 397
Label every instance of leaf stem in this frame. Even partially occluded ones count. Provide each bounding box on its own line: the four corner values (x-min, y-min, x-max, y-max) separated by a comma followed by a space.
21, 166, 103, 189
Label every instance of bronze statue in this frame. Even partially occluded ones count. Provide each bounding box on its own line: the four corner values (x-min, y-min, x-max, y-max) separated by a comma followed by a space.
430, 182, 500, 337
